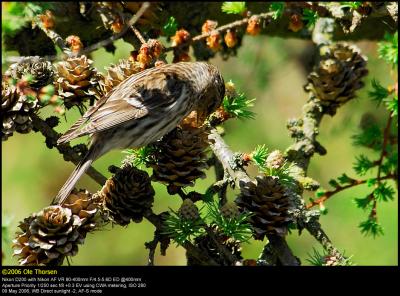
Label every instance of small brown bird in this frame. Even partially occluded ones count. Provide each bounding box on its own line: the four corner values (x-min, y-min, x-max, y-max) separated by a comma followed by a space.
52, 62, 225, 205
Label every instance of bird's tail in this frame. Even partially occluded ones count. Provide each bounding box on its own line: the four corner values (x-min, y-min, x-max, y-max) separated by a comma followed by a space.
52, 148, 98, 205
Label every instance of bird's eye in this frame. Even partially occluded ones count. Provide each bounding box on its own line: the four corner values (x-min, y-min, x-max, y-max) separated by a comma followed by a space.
207, 103, 214, 114
207, 101, 217, 114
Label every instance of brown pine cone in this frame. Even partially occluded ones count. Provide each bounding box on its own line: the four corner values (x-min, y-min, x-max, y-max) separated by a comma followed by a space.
235, 176, 292, 239
5, 56, 54, 89
2, 79, 38, 141
100, 164, 155, 226
202, 20, 218, 34
186, 226, 242, 266
206, 31, 222, 51
171, 29, 191, 47
220, 202, 240, 220
224, 29, 238, 48
265, 150, 285, 169
288, 14, 304, 32
246, 15, 261, 36
304, 43, 368, 114
137, 39, 165, 69
66, 35, 84, 54
13, 206, 84, 266
178, 199, 200, 220
150, 119, 209, 188
55, 55, 100, 110
171, 29, 191, 63
99, 59, 142, 95
63, 189, 102, 234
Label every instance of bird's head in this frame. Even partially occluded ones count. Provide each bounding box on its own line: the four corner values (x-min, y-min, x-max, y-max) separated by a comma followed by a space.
194, 63, 225, 122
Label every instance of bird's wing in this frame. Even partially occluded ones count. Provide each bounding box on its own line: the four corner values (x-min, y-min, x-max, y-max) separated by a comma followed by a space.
57, 67, 188, 144
57, 86, 119, 144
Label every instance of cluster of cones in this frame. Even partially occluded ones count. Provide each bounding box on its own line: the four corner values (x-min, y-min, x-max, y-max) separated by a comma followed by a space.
5, 19, 367, 265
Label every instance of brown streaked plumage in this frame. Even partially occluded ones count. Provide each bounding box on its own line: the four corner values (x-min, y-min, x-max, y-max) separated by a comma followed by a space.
52, 62, 225, 205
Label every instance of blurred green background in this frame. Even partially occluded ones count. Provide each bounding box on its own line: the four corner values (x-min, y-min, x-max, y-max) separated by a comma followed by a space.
2, 25, 398, 265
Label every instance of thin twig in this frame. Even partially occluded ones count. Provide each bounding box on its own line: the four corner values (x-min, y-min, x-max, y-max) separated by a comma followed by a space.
144, 235, 159, 266
131, 26, 146, 44
377, 114, 393, 180
206, 179, 229, 200
164, 12, 275, 52
168, 187, 203, 203
306, 174, 396, 209
365, 113, 395, 225
175, 188, 187, 200
370, 198, 378, 220
80, 2, 150, 55
193, 12, 273, 41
